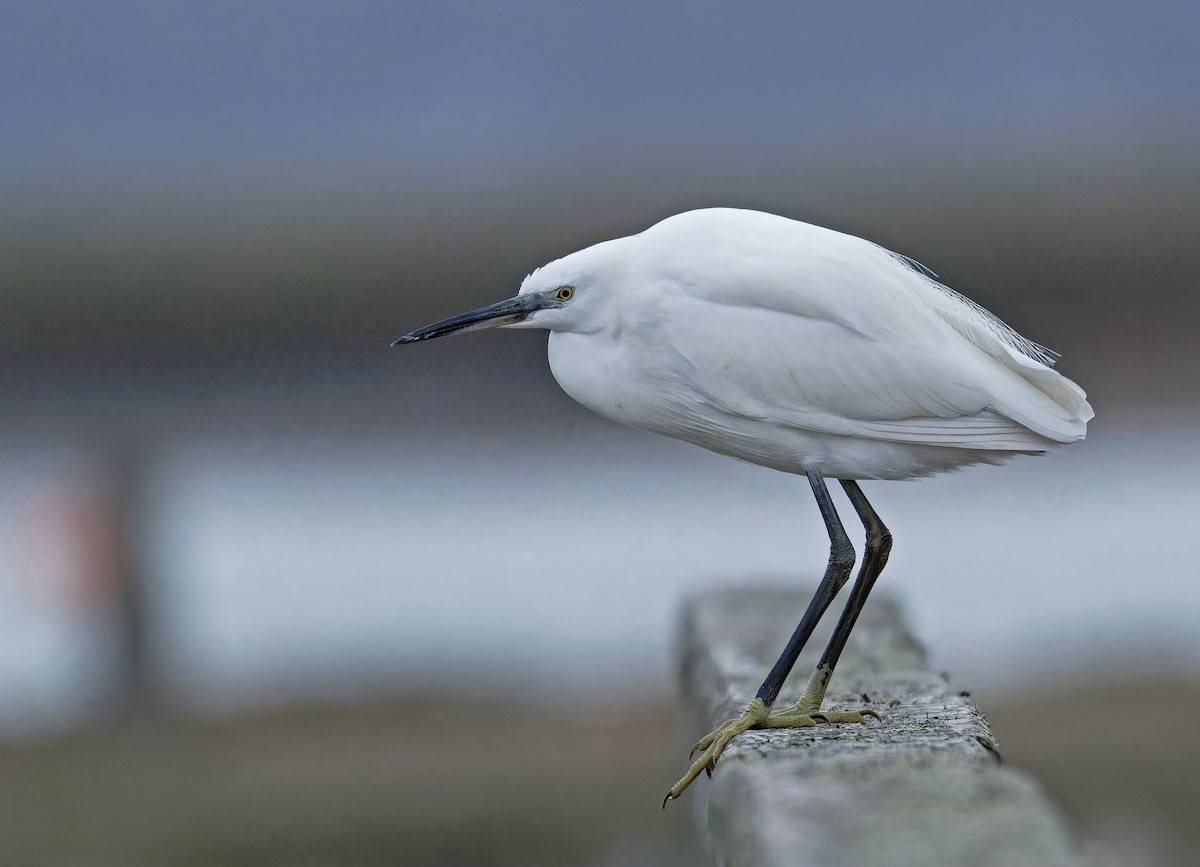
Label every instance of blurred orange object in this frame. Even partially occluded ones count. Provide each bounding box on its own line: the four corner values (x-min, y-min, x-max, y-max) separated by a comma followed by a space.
20, 485, 130, 615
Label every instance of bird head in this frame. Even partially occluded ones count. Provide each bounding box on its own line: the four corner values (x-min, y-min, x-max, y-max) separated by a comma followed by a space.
392, 241, 622, 345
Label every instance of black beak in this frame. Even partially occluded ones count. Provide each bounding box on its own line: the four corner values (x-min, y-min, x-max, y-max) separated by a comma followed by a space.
392, 293, 556, 345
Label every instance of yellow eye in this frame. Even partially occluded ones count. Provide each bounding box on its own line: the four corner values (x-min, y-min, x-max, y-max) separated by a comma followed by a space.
555, 286, 575, 302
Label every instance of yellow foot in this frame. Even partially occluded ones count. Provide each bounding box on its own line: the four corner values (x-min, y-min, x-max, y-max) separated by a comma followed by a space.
662, 701, 881, 806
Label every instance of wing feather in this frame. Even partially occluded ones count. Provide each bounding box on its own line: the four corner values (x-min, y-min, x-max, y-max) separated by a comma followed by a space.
643, 213, 1092, 451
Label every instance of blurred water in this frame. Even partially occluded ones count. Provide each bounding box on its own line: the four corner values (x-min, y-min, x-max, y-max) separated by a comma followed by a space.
1, 414, 1195, 732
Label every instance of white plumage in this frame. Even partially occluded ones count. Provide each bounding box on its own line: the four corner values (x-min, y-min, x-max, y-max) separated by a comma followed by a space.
502, 208, 1092, 480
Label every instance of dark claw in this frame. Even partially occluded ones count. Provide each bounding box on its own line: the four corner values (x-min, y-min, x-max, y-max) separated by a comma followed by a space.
662, 792, 672, 810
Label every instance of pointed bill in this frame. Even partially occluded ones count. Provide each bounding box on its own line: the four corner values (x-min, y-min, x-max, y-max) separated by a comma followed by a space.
392, 293, 555, 345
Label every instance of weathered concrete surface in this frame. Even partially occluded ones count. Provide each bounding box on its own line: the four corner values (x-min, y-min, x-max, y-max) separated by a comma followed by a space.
677, 585, 1082, 867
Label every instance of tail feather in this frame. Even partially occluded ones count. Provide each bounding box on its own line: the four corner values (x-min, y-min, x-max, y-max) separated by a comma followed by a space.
987, 345, 1093, 443
916, 269, 1094, 444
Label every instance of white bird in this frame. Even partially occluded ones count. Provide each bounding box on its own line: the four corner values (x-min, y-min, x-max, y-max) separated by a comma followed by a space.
393, 207, 1093, 804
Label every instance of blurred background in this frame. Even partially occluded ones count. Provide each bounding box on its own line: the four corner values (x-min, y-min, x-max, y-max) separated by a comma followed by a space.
2, 1, 1198, 864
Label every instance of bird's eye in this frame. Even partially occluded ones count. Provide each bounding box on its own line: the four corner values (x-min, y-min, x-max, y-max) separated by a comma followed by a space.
555, 286, 575, 302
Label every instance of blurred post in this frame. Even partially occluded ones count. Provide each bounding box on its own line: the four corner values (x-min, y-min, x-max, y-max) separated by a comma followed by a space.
101, 427, 157, 715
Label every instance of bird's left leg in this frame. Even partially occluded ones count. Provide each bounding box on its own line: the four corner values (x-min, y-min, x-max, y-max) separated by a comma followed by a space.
664, 469, 856, 805
777, 479, 892, 724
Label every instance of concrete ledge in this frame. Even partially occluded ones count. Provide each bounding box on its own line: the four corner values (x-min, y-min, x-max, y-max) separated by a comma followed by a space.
676, 585, 1082, 867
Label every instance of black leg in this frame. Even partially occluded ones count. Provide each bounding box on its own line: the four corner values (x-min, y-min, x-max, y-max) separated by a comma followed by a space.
664, 473, 876, 805
754, 468, 856, 708
797, 480, 893, 712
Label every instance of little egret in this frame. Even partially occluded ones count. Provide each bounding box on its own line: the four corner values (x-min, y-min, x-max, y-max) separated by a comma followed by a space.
393, 207, 1093, 805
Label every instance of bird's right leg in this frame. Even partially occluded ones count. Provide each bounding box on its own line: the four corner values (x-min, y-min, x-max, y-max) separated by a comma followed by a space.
664, 469, 856, 805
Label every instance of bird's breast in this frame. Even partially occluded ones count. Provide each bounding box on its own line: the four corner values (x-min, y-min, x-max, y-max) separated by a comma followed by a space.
547, 328, 779, 458
546, 330, 653, 426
